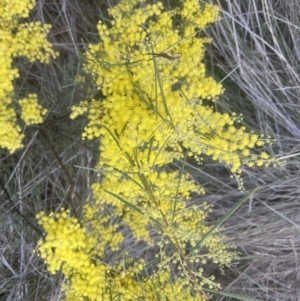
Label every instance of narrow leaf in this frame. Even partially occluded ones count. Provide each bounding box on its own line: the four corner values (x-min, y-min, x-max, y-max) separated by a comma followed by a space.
203, 288, 266, 301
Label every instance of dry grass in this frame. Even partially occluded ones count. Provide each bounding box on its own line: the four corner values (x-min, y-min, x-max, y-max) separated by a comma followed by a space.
202, 0, 300, 300
0, 0, 299, 300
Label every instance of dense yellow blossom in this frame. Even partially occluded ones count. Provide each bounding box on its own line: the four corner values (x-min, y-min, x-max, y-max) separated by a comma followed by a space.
0, 0, 35, 29
19, 94, 48, 125
37, 208, 214, 301
72, 0, 273, 180
37, 0, 273, 300
0, 0, 57, 153
0, 97, 24, 152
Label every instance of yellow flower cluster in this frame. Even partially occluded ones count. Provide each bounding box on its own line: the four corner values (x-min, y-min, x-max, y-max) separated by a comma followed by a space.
37, 208, 208, 301
13, 21, 58, 63
0, 0, 57, 153
89, 171, 205, 242
37, 0, 272, 300
19, 94, 48, 125
0, 0, 35, 29
72, 0, 272, 181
